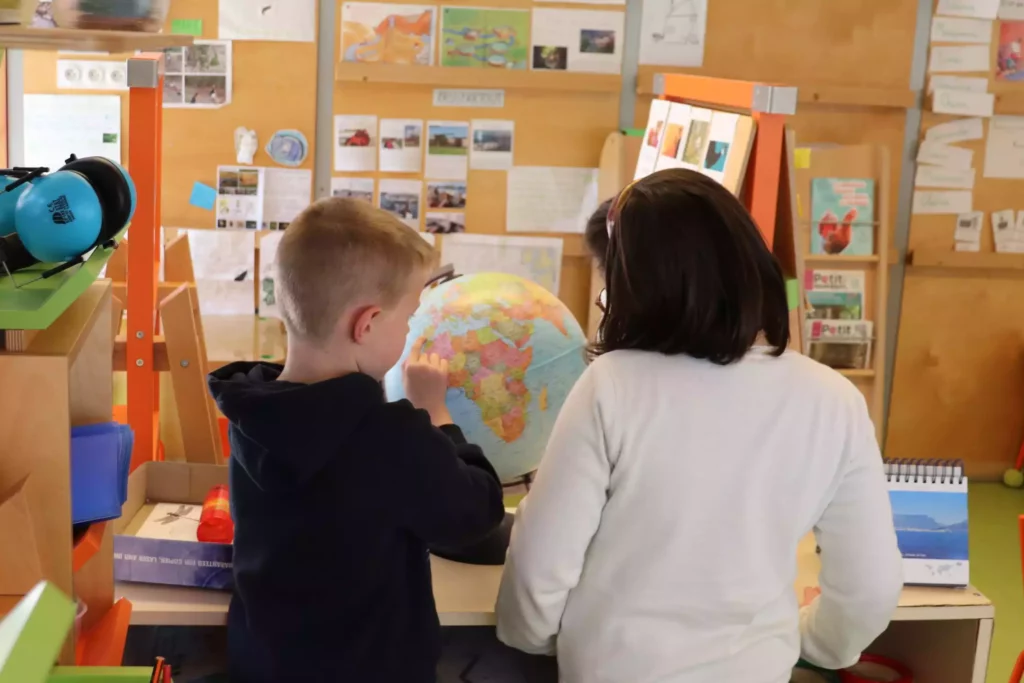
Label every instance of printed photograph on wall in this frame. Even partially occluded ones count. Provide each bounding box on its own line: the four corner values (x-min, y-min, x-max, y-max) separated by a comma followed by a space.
998, 21, 1024, 81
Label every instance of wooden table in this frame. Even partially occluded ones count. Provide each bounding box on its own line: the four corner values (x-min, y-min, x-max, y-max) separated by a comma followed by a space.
118, 536, 993, 682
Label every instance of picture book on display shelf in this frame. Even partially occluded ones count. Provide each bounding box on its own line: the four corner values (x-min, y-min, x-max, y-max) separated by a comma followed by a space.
633, 99, 757, 196
804, 269, 865, 320
803, 319, 873, 370
885, 459, 969, 587
810, 178, 875, 256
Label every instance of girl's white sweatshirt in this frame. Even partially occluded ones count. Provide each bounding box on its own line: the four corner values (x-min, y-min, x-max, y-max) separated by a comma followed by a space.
496, 348, 903, 683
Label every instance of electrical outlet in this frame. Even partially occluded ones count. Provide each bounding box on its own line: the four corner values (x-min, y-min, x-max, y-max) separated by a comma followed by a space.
57, 60, 128, 91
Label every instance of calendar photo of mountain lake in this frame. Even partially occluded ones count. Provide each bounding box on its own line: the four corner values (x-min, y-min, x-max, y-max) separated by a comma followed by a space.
890, 490, 969, 561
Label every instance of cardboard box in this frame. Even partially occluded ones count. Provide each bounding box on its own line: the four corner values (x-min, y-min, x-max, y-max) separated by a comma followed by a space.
113, 461, 233, 590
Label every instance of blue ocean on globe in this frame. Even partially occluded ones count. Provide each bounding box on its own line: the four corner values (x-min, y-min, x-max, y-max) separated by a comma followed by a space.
384, 272, 588, 482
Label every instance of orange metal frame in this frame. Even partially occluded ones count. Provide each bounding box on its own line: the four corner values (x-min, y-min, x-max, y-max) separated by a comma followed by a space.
126, 53, 163, 471
658, 73, 793, 250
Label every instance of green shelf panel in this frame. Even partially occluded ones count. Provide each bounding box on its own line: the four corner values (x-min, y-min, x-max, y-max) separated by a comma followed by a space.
48, 667, 153, 682
0, 583, 75, 683
0, 226, 127, 331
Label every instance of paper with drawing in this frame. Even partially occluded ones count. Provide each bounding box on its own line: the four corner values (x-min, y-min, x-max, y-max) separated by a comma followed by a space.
506, 166, 599, 233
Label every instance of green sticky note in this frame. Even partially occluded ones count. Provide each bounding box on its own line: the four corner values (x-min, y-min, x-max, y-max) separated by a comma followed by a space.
171, 18, 203, 36
786, 279, 799, 311
622, 128, 645, 137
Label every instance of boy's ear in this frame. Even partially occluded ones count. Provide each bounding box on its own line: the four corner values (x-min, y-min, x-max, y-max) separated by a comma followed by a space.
350, 305, 382, 344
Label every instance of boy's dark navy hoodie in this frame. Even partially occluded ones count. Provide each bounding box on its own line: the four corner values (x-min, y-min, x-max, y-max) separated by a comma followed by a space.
208, 362, 505, 683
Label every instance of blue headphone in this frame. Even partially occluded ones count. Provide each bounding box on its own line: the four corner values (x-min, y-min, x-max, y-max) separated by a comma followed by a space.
0, 154, 137, 278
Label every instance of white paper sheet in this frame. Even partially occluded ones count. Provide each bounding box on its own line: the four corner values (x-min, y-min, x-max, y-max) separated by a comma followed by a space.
1000, 0, 1024, 19
915, 165, 976, 189
425, 121, 469, 180
379, 118, 424, 173
186, 229, 256, 316
441, 233, 563, 295
917, 141, 970, 168
433, 89, 505, 108
419, 232, 436, 246
638, 0, 706, 67
340, 3, 436, 65
701, 111, 741, 186
531, 9, 625, 74
635, 99, 671, 180
334, 115, 377, 172
938, 0, 999, 18
912, 190, 974, 215
162, 41, 232, 109
506, 166, 599, 234
536, 0, 623, 4
954, 211, 984, 242
654, 102, 692, 171
379, 178, 423, 229
931, 16, 993, 42
331, 176, 375, 202
219, 0, 316, 42
928, 75, 989, 93
216, 166, 265, 230
258, 231, 284, 319
932, 89, 995, 116
23, 94, 121, 171
925, 117, 986, 144
470, 120, 514, 171
992, 208, 1023, 250
928, 45, 991, 72
262, 168, 311, 230
984, 115, 1024, 177
135, 503, 203, 542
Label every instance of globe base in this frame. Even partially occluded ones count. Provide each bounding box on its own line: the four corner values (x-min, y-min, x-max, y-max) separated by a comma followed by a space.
430, 511, 514, 566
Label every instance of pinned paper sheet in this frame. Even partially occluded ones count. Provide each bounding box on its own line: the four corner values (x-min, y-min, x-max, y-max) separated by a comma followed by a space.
334, 114, 377, 172
928, 75, 989, 93
932, 89, 994, 117
917, 141, 974, 169
635, 99, 670, 179
162, 41, 232, 108
912, 190, 973, 215
171, 18, 203, 36
1001, 0, 1024, 19
216, 166, 265, 230
186, 229, 256, 316
441, 233, 564, 295
189, 182, 217, 210
379, 178, 423, 229
258, 231, 284, 319
331, 177, 374, 202
954, 211, 984, 243
506, 166, 599, 233
23, 94, 121, 171
379, 119, 424, 173
531, 8, 625, 74
219, 0, 317, 42
984, 115, 1024, 177
938, 0, 999, 18
915, 165, 976, 189
992, 208, 1024, 251
638, 0, 707, 68
998, 21, 1024, 80
470, 119, 514, 170
925, 117, 985, 144
262, 168, 311, 230
928, 45, 991, 72
425, 121, 469, 180
931, 16, 993, 42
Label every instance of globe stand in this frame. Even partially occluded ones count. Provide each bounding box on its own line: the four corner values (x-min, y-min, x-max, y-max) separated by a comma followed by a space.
428, 473, 533, 566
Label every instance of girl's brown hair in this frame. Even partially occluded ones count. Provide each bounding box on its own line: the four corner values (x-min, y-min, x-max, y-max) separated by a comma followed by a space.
594, 168, 789, 365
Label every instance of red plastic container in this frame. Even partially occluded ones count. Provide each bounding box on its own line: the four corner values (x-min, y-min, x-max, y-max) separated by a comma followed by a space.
196, 485, 233, 544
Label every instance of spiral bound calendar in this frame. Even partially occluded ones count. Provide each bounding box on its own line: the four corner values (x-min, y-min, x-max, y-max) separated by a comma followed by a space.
885, 459, 969, 587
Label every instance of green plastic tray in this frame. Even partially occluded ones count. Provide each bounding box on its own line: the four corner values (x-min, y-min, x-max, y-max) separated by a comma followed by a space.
0, 583, 75, 683
0, 227, 126, 331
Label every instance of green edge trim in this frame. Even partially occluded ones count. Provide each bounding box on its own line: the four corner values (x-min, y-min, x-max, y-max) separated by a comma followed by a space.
786, 278, 800, 311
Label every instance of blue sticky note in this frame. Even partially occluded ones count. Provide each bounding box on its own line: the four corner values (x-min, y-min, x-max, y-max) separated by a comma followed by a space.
189, 181, 217, 211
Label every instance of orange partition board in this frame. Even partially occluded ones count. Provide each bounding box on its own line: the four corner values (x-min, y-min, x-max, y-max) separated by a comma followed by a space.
21, 1, 318, 230
333, 0, 622, 325
75, 597, 132, 666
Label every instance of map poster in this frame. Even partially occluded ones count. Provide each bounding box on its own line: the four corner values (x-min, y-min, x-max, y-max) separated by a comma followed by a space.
341, 2, 436, 65
440, 7, 531, 69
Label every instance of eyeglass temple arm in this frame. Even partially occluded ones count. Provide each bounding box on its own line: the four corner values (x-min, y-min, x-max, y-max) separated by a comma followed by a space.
426, 263, 461, 288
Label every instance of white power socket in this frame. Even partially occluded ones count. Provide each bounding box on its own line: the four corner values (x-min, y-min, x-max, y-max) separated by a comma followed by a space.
56, 60, 128, 91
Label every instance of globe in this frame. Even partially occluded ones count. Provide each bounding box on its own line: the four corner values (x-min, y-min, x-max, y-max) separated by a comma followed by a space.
384, 272, 588, 482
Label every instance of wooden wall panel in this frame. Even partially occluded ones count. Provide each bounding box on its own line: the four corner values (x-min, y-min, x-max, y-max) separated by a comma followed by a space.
22, 2, 318, 230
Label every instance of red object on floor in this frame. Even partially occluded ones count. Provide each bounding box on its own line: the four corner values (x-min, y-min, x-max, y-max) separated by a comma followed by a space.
197, 484, 233, 544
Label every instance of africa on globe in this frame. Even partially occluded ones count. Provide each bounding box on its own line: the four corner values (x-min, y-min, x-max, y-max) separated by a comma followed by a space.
384, 272, 588, 482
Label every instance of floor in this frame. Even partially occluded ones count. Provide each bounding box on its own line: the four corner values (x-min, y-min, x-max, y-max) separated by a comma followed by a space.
971, 482, 1024, 683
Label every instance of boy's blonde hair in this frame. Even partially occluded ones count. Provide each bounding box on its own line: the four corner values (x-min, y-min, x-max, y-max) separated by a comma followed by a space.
276, 198, 435, 342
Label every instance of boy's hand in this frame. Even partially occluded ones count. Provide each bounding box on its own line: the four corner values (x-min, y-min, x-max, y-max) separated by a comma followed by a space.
403, 339, 453, 427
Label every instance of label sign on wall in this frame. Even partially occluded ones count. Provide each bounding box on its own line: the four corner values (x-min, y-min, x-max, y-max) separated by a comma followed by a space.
433, 89, 505, 108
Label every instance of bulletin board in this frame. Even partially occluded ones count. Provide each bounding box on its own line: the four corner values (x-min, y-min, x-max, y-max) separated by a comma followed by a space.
886, 2, 1024, 480
332, 0, 625, 325
21, 0, 319, 230
630, 0, 921, 260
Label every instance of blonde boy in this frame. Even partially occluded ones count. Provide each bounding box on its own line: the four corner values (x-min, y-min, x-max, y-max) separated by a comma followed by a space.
208, 198, 505, 683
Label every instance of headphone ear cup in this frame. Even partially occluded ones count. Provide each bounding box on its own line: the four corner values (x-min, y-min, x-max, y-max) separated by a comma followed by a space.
59, 157, 134, 242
